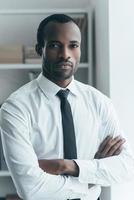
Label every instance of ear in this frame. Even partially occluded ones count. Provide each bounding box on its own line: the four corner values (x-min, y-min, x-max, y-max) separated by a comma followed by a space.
35, 44, 43, 56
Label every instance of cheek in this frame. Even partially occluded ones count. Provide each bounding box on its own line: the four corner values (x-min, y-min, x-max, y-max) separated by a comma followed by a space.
45, 50, 58, 62
73, 50, 81, 63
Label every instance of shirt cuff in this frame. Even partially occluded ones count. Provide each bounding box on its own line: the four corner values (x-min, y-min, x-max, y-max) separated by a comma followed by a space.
74, 159, 98, 184
66, 176, 89, 199
67, 176, 101, 200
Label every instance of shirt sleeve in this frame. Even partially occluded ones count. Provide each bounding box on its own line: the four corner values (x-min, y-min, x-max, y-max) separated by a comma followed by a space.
75, 98, 134, 186
0, 99, 90, 200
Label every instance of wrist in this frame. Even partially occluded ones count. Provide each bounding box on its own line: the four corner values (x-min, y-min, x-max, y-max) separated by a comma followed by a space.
63, 159, 79, 177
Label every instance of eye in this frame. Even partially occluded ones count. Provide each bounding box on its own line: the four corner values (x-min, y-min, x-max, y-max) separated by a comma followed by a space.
70, 43, 79, 49
47, 43, 60, 49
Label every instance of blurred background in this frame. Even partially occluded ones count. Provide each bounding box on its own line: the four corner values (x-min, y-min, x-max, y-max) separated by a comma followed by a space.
0, 0, 134, 199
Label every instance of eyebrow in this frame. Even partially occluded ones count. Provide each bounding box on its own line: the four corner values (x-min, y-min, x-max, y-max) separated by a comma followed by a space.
47, 40, 80, 44
70, 41, 80, 43
48, 40, 59, 42
47, 40, 81, 45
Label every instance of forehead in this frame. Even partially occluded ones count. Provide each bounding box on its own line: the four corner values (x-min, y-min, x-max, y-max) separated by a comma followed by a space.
44, 22, 81, 42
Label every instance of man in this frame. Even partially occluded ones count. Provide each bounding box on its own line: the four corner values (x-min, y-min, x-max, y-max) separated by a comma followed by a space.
0, 14, 134, 200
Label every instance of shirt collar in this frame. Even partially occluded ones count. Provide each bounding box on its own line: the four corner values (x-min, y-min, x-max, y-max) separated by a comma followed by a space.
36, 73, 79, 99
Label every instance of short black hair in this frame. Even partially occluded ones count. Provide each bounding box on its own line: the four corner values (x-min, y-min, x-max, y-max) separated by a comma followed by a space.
35, 14, 79, 56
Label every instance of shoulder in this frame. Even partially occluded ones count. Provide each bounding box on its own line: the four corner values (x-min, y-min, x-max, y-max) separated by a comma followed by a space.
1, 79, 38, 113
74, 80, 111, 103
10, 79, 38, 99
74, 80, 114, 114
74, 81, 119, 132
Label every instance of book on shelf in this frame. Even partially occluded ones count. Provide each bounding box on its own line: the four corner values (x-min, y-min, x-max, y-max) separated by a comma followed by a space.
24, 46, 41, 64
0, 135, 8, 170
24, 46, 39, 59
0, 45, 23, 64
25, 58, 42, 64
5, 194, 22, 200
73, 14, 88, 63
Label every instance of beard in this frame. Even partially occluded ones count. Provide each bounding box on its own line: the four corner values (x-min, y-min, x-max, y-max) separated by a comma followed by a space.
42, 57, 79, 81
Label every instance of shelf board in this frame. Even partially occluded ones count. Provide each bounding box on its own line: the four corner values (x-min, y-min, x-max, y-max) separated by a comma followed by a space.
0, 63, 89, 70
0, 64, 42, 69
0, 171, 10, 177
0, 9, 87, 15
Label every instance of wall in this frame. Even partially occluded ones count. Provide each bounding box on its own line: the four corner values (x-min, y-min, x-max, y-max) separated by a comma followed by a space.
109, 0, 134, 199
109, 0, 134, 150
89, 0, 110, 199
91, 0, 134, 199
90, 0, 109, 95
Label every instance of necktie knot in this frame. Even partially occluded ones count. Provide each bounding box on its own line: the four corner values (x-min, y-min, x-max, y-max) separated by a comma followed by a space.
57, 89, 69, 99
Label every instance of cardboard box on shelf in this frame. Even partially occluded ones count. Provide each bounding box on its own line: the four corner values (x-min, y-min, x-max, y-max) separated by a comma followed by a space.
0, 46, 23, 64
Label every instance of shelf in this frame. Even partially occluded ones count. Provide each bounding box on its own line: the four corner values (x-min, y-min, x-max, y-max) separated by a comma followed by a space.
0, 9, 87, 15
0, 63, 89, 70
0, 64, 42, 70
0, 171, 10, 177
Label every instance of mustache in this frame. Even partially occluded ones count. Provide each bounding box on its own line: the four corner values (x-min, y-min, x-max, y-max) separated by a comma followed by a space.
55, 60, 73, 67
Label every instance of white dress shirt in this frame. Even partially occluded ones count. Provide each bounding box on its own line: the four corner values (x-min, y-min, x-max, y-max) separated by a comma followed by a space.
0, 73, 134, 200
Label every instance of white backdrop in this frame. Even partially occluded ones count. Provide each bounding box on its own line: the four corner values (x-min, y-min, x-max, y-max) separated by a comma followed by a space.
92, 0, 134, 199
109, 1, 134, 199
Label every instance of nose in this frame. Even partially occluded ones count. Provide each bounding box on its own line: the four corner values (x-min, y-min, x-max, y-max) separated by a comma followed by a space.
59, 46, 71, 60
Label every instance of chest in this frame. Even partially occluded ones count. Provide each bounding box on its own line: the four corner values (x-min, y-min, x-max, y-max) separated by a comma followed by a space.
29, 96, 101, 159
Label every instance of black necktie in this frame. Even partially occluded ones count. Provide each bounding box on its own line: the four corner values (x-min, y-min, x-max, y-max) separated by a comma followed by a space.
57, 89, 77, 159
57, 89, 80, 200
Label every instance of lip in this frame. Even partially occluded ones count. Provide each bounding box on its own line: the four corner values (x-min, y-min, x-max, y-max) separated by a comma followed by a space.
55, 62, 72, 69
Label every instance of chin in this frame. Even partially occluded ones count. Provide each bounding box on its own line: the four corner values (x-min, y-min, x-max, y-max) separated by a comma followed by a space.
53, 71, 74, 80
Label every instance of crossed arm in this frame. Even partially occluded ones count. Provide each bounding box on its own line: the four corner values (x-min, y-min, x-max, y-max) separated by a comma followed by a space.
39, 135, 126, 177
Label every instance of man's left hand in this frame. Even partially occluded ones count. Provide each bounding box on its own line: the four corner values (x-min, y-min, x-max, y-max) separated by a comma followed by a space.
94, 135, 126, 159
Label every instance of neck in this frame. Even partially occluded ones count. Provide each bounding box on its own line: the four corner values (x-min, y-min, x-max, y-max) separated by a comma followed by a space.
54, 79, 72, 88
43, 73, 72, 88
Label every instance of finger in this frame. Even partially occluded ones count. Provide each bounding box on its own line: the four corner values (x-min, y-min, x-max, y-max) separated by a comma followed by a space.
100, 135, 123, 156
98, 136, 112, 152
107, 139, 126, 156
95, 136, 113, 159
114, 146, 124, 155
94, 152, 101, 159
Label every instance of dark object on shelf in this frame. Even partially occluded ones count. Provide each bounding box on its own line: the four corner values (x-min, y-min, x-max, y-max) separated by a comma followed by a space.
5, 194, 22, 200
0, 135, 8, 170
74, 14, 88, 63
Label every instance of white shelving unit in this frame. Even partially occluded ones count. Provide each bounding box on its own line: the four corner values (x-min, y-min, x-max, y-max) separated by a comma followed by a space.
0, 63, 89, 69
0, 171, 10, 177
0, 7, 92, 198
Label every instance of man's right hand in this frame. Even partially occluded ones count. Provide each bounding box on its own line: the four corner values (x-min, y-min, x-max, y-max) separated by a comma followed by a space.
94, 135, 126, 159
38, 159, 79, 177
